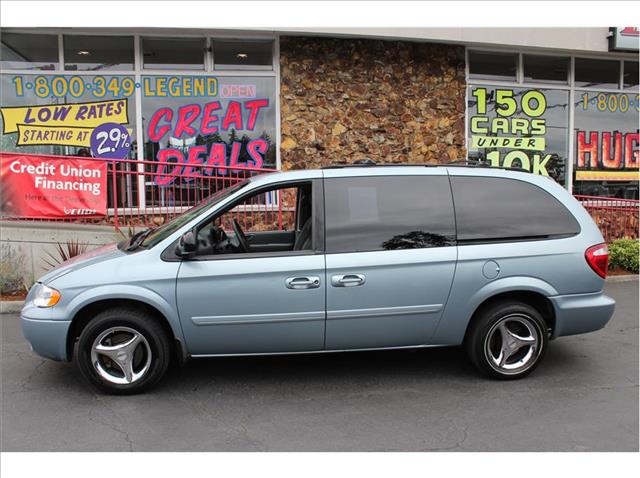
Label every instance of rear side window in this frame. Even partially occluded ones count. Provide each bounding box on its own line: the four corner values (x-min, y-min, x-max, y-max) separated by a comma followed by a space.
450, 177, 580, 243
324, 176, 456, 253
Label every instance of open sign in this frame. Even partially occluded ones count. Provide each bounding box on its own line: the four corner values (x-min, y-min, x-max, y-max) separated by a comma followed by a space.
220, 84, 257, 99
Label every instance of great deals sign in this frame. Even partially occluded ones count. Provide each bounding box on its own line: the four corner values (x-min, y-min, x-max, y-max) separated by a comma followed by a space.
0, 153, 107, 218
148, 98, 271, 186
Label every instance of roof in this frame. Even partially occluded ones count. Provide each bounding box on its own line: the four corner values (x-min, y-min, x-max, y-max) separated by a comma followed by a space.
249, 160, 540, 190
321, 159, 529, 173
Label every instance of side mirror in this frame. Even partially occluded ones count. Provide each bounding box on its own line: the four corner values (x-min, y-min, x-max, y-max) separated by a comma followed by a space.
175, 230, 197, 258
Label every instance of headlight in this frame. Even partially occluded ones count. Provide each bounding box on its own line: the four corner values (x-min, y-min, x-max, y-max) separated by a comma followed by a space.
32, 284, 61, 308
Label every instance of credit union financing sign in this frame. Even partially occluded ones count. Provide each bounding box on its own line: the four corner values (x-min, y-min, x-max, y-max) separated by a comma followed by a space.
609, 27, 639, 52
0, 153, 107, 218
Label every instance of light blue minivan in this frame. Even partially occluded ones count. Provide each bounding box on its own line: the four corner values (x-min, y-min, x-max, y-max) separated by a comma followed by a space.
21, 163, 615, 394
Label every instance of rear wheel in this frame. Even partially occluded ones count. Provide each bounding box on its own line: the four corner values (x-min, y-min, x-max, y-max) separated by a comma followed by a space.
74, 308, 171, 394
466, 301, 547, 379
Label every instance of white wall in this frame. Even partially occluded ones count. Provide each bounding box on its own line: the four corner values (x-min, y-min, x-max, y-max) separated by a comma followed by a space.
1, 221, 122, 283
274, 27, 632, 56
7, 27, 633, 57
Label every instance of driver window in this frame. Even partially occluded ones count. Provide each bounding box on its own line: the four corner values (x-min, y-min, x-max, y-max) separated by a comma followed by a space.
195, 182, 314, 256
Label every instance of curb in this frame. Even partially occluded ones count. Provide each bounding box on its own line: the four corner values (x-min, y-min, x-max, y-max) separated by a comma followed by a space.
0, 301, 24, 314
605, 274, 638, 283
1, 275, 636, 315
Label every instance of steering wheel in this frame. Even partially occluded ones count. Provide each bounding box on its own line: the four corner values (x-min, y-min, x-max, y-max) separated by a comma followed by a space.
232, 219, 250, 253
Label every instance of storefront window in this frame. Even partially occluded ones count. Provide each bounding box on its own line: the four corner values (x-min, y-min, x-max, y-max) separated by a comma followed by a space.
623, 61, 639, 90
1, 32, 278, 218
213, 40, 273, 70
63, 35, 134, 71
574, 58, 620, 89
573, 91, 639, 199
467, 85, 569, 186
468, 51, 518, 81
142, 37, 206, 70
0, 73, 140, 207
141, 75, 277, 206
0, 73, 137, 157
523, 54, 569, 84
0, 33, 58, 71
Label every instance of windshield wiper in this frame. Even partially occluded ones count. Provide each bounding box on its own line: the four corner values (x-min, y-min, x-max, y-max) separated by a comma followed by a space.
125, 228, 155, 251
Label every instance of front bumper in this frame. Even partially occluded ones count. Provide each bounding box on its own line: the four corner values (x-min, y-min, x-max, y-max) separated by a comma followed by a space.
549, 291, 615, 338
21, 303, 71, 361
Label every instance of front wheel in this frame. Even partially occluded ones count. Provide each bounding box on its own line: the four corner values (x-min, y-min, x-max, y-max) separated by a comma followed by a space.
465, 302, 548, 380
74, 308, 171, 394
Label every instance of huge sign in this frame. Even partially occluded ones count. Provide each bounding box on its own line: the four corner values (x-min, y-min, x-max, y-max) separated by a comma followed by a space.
576, 131, 639, 180
574, 91, 639, 184
0, 153, 107, 218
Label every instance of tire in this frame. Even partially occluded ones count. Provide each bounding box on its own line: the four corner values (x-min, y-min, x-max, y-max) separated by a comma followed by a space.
465, 301, 548, 380
74, 307, 171, 395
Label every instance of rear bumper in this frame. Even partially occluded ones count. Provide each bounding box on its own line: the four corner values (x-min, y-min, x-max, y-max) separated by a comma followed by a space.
549, 292, 615, 338
21, 303, 71, 361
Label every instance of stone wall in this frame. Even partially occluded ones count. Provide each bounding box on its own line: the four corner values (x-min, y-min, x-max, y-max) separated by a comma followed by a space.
279, 37, 467, 169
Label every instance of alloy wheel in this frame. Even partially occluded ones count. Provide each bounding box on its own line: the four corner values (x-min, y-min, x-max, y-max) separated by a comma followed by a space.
483, 314, 542, 375
90, 326, 152, 385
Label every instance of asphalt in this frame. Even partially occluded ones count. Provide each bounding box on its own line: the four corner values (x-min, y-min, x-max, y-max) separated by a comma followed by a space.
1, 282, 638, 452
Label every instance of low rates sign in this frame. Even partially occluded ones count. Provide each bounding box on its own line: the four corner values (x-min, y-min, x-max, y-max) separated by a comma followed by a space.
0, 99, 129, 148
15, 124, 94, 147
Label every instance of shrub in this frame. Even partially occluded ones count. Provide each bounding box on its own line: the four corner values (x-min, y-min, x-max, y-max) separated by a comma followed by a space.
609, 239, 639, 274
0, 243, 27, 295
42, 239, 88, 269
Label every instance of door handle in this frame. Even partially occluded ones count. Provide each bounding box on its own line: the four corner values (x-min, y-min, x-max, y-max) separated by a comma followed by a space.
285, 276, 321, 290
331, 274, 366, 287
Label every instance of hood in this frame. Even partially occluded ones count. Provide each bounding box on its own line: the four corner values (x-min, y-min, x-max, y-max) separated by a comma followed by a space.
38, 242, 126, 285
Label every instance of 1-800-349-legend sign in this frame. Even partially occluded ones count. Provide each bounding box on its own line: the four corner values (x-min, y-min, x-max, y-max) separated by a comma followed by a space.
11, 75, 220, 99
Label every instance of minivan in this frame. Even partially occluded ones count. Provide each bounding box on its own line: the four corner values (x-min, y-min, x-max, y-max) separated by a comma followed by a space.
21, 163, 615, 394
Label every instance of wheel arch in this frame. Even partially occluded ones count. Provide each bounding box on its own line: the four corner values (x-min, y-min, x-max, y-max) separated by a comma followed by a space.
66, 297, 187, 364
463, 290, 556, 343
433, 275, 559, 345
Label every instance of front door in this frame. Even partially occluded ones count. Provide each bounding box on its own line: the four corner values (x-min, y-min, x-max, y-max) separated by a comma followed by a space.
322, 171, 458, 350
176, 179, 326, 355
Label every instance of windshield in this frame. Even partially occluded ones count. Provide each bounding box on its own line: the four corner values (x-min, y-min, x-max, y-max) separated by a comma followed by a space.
140, 180, 249, 249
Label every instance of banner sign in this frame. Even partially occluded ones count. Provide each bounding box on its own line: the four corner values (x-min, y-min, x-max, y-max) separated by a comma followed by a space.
0, 153, 107, 218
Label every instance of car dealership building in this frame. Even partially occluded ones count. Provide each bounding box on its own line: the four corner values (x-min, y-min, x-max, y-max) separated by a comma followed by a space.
1, 27, 639, 191
0, 27, 638, 277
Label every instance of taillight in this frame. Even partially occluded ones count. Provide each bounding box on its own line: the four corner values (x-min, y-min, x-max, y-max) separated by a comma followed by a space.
585, 243, 609, 278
